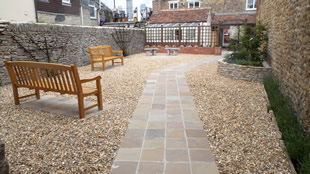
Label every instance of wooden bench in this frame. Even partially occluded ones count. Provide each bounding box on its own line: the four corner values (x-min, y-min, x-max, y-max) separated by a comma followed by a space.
4, 60, 103, 119
88, 45, 124, 71
144, 48, 159, 56
165, 48, 180, 56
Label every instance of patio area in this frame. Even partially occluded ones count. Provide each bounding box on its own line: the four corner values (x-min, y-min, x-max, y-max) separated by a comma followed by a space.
0, 53, 293, 173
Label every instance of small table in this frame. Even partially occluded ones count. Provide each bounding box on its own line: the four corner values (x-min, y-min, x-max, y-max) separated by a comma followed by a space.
144, 48, 159, 56
165, 48, 180, 56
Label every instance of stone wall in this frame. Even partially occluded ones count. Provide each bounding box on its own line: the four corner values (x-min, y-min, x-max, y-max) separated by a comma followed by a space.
257, 0, 310, 133
0, 21, 144, 86
37, 11, 81, 25
217, 59, 271, 82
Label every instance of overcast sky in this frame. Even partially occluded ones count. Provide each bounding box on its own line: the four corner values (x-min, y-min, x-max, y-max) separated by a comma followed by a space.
101, 0, 152, 10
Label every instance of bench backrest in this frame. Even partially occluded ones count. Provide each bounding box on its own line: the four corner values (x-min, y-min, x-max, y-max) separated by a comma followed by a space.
88, 45, 113, 60
4, 61, 81, 95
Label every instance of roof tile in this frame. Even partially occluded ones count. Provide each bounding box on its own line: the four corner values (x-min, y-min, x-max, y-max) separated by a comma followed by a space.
149, 8, 210, 24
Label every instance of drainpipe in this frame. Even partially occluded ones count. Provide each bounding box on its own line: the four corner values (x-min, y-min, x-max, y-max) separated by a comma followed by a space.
80, 6, 84, 25
34, 0, 38, 22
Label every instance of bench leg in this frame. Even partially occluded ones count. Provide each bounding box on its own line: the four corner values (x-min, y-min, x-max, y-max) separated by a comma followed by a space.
91, 62, 94, 71
102, 61, 105, 71
121, 57, 124, 65
12, 85, 20, 105
152, 50, 156, 56
78, 95, 85, 119
146, 50, 151, 56
112, 60, 115, 66
35, 89, 40, 99
167, 50, 171, 55
97, 93, 103, 110
174, 50, 178, 56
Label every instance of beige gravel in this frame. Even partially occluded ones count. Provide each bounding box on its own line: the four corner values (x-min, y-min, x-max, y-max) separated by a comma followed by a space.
186, 62, 293, 173
0, 53, 209, 173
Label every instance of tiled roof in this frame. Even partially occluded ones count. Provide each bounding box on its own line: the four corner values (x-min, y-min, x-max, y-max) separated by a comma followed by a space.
212, 13, 256, 25
149, 8, 210, 24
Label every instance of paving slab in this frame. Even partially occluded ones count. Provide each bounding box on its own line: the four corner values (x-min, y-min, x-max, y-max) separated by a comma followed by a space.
111, 58, 220, 174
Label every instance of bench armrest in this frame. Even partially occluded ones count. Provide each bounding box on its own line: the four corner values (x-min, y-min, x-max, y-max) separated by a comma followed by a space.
112, 50, 123, 53
80, 76, 101, 84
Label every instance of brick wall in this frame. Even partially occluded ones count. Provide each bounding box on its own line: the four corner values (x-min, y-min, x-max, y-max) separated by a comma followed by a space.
257, 0, 310, 133
0, 21, 145, 86
152, 0, 160, 13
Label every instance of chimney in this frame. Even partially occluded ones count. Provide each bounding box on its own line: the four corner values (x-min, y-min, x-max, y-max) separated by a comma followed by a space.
152, 0, 161, 13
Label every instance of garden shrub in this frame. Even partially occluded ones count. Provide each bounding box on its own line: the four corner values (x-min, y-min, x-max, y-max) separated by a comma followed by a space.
226, 22, 268, 66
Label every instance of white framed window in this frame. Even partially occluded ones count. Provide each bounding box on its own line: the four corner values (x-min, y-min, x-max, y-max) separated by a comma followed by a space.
188, 0, 200, 8
39, 0, 49, 2
62, 0, 71, 4
246, 0, 257, 10
89, 5, 96, 19
168, 1, 178, 9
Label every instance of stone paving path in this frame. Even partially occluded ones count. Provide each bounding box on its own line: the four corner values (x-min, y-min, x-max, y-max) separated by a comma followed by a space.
111, 57, 220, 174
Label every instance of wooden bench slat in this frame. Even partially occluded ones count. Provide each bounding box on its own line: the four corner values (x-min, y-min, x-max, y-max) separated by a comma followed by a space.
60, 70, 68, 92
64, 70, 73, 93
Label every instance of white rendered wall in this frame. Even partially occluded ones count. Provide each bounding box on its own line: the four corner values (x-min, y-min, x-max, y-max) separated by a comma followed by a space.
0, 0, 36, 22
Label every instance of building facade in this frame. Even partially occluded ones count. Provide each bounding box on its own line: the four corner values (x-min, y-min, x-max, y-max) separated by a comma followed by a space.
0, 0, 36, 23
36, 0, 104, 26
153, 0, 257, 13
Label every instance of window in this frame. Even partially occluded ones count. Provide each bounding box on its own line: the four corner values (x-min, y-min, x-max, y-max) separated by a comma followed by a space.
39, 0, 49, 2
165, 30, 174, 40
246, 0, 257, 10
62, 0, 70, 4
89, 4, 96, 19
188, 0, 200, 8
186, 29, 196, 40
175, 29, 181, 40
168, 1, 178, 9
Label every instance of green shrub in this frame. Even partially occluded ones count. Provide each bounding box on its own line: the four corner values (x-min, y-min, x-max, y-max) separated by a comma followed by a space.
264, 75, 310, 173
123, 49, 130, 57
226, 22, 268, 66
235, 59, 262, 66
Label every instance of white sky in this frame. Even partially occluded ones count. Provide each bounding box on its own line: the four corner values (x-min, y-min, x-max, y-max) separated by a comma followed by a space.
101, 0, 152, 11
101, 0, 152, 20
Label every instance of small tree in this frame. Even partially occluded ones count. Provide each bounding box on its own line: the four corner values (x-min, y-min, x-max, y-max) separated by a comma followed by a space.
226, 22, 268, 66
111, 26, 132, 56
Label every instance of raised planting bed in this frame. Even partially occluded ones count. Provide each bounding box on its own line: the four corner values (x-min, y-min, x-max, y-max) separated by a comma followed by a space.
217, 58, 271, 82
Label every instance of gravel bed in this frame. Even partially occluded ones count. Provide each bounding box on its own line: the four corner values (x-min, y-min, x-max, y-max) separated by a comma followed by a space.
186, 62, 293, 173
0, 53, 209, 173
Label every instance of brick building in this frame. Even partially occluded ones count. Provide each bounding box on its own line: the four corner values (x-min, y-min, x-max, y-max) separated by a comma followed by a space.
151, 0, 257, 46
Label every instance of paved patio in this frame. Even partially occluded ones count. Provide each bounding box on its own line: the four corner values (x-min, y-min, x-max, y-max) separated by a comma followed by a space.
111, 58, 220, 174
